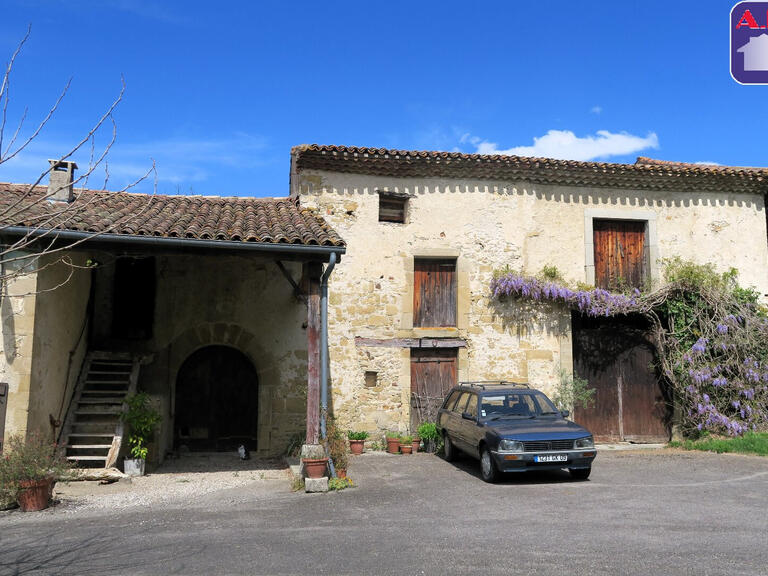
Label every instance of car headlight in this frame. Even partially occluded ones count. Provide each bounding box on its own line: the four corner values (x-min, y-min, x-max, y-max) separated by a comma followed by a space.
574, 436, 594, 449
498, 439, 524, 452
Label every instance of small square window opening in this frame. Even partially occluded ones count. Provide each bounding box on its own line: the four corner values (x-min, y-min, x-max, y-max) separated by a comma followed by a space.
378, 194, 407, 223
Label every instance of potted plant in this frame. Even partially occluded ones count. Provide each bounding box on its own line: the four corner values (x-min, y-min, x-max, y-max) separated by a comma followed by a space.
0, 432, 73, 512
418, 421, 440, 453
411, 434, 421, 453
348, 430, 369, 455
385, 431, 401, 454
399, 435, 414, 454
121, 392, 161, 477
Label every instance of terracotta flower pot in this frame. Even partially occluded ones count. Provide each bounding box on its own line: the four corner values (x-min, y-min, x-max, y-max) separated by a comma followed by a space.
399, 443, 413, 455
17, 478, 54, 512
302, 457, 329, 479
412, 437, 421, 453
349, 439, 365, 455
336, 468, 347, 479
386, 437, 400, 454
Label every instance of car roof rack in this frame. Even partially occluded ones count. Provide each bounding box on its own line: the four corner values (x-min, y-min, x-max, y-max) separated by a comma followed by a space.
460, 381, 530, 390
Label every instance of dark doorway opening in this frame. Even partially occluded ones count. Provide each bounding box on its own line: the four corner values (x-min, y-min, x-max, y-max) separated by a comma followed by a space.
112, 257, 156, 340
572, 313, 671, 442
410, 348, 457, 432
175, 346, 259, 451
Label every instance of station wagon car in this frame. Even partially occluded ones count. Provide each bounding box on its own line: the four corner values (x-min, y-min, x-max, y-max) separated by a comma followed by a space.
437, 382, 597, 482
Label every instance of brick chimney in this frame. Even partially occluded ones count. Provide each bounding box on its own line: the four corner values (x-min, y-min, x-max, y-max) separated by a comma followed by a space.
47, 159, 78, 202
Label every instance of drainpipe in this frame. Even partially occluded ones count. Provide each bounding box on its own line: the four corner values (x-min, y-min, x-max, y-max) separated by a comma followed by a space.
319, 252, 337, 441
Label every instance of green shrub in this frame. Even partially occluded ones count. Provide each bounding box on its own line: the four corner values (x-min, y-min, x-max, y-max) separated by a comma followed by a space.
347, 430, 369, 440
0, 432, 73, 502
122, 392, 161, 460
417, 421, 439, 441
553, 369, 595, 412
325, 416, 348, 470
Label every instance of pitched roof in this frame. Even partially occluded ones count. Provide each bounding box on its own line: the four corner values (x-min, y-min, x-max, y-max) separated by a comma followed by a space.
292, 145, 768, 194
0, 183, 345, 248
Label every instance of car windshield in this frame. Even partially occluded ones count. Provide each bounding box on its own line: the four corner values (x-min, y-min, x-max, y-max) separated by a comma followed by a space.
480, 392, 559, 419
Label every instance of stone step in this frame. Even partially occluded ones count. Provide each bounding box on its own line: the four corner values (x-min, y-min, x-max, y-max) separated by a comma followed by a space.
68, 433, 114, 438
77, 398, 124, 404
66, 455, 107, 461
88, 370, 132, 375
81, 390, 129, 395
66, 444, 113, 449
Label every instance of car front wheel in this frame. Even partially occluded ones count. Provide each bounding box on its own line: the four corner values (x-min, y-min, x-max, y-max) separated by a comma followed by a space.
569, 467, 591, 480
443, 432, 456, 462
480, 447, 498, 483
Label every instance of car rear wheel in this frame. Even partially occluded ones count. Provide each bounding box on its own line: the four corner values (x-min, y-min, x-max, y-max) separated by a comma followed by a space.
443, 432, 457, 462
569, 467, 591, 480
480, 447, 498, 483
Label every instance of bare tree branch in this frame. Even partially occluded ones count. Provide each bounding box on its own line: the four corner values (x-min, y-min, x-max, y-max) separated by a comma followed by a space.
0, 30, 154, 294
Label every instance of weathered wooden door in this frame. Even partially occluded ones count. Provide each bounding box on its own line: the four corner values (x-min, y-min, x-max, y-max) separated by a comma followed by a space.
572, 314, 670, 442
413, 260, 457, 327
410, 349, 457, 431
175, 346, 259, 451
593, 220, 646, 289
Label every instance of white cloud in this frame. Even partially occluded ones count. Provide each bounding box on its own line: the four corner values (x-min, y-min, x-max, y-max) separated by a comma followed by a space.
471, 129, 659, 161
590, 106, 603, 115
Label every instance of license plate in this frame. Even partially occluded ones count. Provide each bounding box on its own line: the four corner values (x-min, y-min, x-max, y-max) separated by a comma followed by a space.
534, 454, 567, 463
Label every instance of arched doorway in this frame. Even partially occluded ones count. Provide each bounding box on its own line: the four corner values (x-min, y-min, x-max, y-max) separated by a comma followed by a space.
175, 346, 259, 451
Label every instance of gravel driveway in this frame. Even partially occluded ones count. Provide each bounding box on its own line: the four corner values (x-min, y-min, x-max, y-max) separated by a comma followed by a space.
1, 449, 767, 575
36, 453, 291, 514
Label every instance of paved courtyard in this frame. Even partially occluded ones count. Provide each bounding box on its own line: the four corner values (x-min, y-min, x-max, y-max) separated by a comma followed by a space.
1, 449, 767, 575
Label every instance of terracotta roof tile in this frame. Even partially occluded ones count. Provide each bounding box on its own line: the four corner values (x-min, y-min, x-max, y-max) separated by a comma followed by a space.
0, 183, 345, 248
292, 145, 768, 194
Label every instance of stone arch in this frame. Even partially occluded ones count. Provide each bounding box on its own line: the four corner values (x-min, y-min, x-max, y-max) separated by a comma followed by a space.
167, 323, 274, 454
175, 345, 258, 450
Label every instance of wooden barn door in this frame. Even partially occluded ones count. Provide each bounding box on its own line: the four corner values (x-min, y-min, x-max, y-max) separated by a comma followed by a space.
175, 346, 259, 451
572, 314, 670, 442
410, 349, 457, 432
593, 220, 647, 290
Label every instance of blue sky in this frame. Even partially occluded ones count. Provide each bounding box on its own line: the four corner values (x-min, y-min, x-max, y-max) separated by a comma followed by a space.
0, 1, 765, 197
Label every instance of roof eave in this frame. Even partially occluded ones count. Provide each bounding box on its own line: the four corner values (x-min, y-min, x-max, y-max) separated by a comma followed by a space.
1, 226, 346, 260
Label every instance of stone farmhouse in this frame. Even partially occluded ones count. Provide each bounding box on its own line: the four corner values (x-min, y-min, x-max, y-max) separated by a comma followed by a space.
290, 146, 768, 442
1, 147, 766, 468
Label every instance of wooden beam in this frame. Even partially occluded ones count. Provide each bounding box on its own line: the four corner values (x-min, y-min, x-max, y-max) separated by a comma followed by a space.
305, 263, 322, 445
355, 337, 467, 348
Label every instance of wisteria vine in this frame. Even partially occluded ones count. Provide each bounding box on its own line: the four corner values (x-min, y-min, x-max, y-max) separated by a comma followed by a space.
490, 268, 768, 437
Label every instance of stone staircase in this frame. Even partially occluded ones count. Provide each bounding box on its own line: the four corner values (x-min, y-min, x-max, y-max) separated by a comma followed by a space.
61, 352, 140, 469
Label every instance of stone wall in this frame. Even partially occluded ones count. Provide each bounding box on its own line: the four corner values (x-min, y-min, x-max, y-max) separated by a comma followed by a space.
292, 169, 768, 435
90, 253, 309, 459
0, 261, 39, 441
28, 253, 92, 438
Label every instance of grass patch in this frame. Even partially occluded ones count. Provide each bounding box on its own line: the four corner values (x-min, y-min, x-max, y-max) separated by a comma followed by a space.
668, 432, 768, 456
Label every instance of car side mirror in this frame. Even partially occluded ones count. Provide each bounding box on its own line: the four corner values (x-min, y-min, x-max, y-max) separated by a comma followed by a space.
461, 411, 475, 421
561, 410, 570, 418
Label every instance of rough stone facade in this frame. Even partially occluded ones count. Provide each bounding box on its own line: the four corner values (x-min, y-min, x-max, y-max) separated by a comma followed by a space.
291, 168, 768, 436
0, 253, 91, 442
89, 253, 309, 460
2, 251, 311, 461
